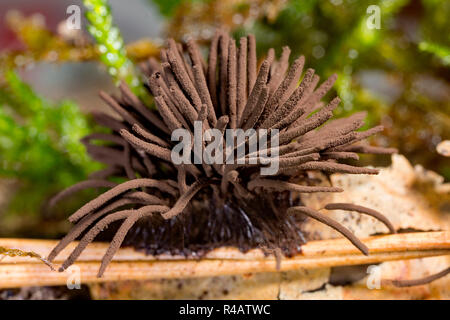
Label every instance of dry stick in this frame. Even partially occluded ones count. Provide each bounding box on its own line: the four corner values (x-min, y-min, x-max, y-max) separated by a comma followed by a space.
322, 152, 359, 161
132, 123, 170, 148
192, 64, 217, 126
219, 33, 229, 115
177, 165, 188, 194
81, 134, 136, 180
259, 55, 304, 126
178, 41, 195, 75
1, 250, 448, 289
242, 85, 269, 131
48, 198, 138, 262
123, 142, 136, 180
247, 34, 257, 93
316, 111, 367, 135
244, 152, 319, 171
176, 41, 196, 84
266, 48, 275, 64
237, 154, 320, 176
207, 31, 220, 109
227, 170, 252, 199
206, 115, 229, 176
167, 49, 202, 111
342, 145, 398, 155
99, 91, 143, 128
153, 95, 183, 132
0, 232, 448, 288
269, 69, 315, 130
61, 209, 139, 271
148, 71, 181, 118
86, 144, 146, 173
245, 143, 301, 161
297, 131, 358, 153
162, 179, 213, 219
269, 46, 291, 91
195, 104, 214, 177
279, 97, 340, 145
98, 205, 169, 277
231, 135, 310, 167
261, 65, 312, 130
148, 72, 170, 99
0, 247, 53, 270
324, 203, 396, 234
297, 161, 379, 175
275, 153, 320, 168
299, 114, 365, 147
139, 152, 157, 176
92, 111, 127, 131
2, 232, 447, 263
280, 73, 320, 128
88, 166, 121, 180
68, 178, 177, 223
295, 73, 338, 121
248, 179, 343, 193
227, 39, 237, 129
186, 39, 206, 76
169, 85, 198, 125
161, 61, 182, 93
118, 82, 167, 133
167, 39, 194, 85
125, 191, 167, 205
124, 130, 204, 177
237, 37, 248, 123
142, 57, 161, 75
288, 206, 369, 255
239, 60, 271, 127
329, 125, 385, 152
120, 129, 173, 162
279, 146, 319, 159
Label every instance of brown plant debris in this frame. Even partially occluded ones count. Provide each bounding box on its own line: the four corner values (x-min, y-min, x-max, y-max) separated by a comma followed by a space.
48, 31, 399, 278
0, 246, 54, 270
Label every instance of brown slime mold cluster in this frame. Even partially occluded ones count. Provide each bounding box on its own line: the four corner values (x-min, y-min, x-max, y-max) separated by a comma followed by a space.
48, 31, 399, 278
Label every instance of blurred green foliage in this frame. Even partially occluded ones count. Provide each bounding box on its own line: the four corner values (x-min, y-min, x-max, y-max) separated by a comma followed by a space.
151, 0, 184, 17
0, 1, 155, 236
0, 70, 100, 220
419, 41, 450, 66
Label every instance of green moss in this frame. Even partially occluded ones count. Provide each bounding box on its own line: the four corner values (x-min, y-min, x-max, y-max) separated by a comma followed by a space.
0, 70, 101, 218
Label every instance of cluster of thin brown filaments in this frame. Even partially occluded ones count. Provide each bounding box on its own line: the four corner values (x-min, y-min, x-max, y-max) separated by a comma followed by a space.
48, 31, 399, 278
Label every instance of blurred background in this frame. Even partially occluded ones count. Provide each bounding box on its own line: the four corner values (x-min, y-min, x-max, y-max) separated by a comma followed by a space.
0, 0, 449, 239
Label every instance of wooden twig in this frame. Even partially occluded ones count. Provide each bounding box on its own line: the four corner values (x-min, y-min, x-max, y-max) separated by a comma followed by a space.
0, 231, 448, 288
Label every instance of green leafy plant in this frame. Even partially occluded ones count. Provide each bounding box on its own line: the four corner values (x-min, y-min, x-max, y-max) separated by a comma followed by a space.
0, 70, 100, 223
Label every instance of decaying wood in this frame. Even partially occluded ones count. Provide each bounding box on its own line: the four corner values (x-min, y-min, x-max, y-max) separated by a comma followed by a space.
0, 231, 448, 288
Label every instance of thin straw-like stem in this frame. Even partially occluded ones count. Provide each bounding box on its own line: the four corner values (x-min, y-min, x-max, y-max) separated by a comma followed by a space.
0, 232, 447, 288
